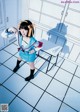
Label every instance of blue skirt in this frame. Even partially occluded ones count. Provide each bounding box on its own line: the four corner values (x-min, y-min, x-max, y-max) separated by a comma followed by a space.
19, 50, 36, 62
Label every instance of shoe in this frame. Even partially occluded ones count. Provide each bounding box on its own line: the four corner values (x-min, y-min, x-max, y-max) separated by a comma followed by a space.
25, 75, 34, 81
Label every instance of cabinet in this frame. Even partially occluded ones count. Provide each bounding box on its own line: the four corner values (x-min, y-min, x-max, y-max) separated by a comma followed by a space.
0, 0, 18, 50
5, 0, 18, 28
0, 0, 5, 49
0, 0, 5, 28
0, 29, 5, 49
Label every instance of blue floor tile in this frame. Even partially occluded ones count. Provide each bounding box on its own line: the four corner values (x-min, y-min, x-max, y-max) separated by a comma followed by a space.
0, 65, 13, 84
33, 109, 39, 112
3, 74, 26, 94
4, 56, 23, 70
64, 88, 80, 112
59, 103, 77, 112
0, 50, 12, 63
4, 44, 18, 55
0, 39, 80, 112
9, 97, 33, 112
0, 86, 15, 104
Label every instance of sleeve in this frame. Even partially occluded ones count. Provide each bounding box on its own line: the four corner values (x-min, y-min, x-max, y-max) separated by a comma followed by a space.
31, 37, 40, 47
18, 33, 23, 47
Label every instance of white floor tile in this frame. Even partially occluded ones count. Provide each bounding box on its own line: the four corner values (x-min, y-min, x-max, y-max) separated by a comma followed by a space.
48, 65, 59, 77
17, 63, 30, 78
17, 63, 38, 78
56, 57, 64, 67
35, 58, 45, 69
68, 45, 80, 62
14, 52, 20, 58
50, 56, 57, 64
0, 50, 12, 63
61, 60, 77, 74
46, 79, 68, 100
4, 44, 18, 55
35, 57, 42, 64
36, 92, 61, 112
39, 61, 49, 73
0, 65, 13, 83
9, 97, 33, 112
31, 71, 51, 90
0, 86, 15, 103
55, 69, 73, 85
64, 88, 80, 112
3, 74, 26, 94
75, 66, 80, 78
18, 83, 43, 107
70, 76, 80, 92
14, 40, 18, 46
76, 54, 80, 66
40, 60, 59, 75
59, 103, 77, 112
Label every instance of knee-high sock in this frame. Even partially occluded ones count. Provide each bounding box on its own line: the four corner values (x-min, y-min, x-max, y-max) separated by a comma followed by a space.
25, 69, 35, 81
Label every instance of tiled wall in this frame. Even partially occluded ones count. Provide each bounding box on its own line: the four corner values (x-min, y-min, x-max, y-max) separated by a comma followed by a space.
26, 0, 80, 65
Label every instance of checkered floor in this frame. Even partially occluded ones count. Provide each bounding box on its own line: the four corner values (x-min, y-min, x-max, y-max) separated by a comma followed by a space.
0, 41, 80, 112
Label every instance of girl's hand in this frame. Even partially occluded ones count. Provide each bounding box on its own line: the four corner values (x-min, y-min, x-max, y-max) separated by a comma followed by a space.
29, 50, 35, 54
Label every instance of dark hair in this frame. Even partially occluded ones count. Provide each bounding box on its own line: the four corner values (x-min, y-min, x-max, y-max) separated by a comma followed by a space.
19, 20, 34, 37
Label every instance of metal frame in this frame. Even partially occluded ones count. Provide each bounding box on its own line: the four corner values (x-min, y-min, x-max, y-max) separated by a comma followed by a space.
37, 49, 60, 73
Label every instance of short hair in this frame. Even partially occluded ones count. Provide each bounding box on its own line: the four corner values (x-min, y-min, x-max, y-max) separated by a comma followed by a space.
19, 20, 34, 37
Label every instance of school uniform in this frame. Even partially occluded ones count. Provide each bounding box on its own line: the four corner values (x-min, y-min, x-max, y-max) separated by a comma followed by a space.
18, 34, 37, 62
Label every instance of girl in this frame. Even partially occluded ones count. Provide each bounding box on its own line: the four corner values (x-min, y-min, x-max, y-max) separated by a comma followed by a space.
11, 20, 39, 81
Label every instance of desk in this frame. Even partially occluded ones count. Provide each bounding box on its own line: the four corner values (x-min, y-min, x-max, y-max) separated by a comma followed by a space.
36, 39, 62, 73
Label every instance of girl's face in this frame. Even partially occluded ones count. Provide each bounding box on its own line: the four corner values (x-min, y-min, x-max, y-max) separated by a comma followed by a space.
20, 29, 28, 37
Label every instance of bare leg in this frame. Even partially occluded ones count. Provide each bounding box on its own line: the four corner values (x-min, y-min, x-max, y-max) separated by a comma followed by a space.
29, 62, 35, 69
18, 57, 22, 61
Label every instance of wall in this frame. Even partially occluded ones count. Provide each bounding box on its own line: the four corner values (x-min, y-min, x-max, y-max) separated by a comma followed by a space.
0, 0, 18, 50
26, 0, 80, 65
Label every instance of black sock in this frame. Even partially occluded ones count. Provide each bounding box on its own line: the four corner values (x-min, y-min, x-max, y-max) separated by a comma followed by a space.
16, 60, 21, 67
13, 60, 21, 72
30, 69, 35, 77
25, 69, 35, 81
